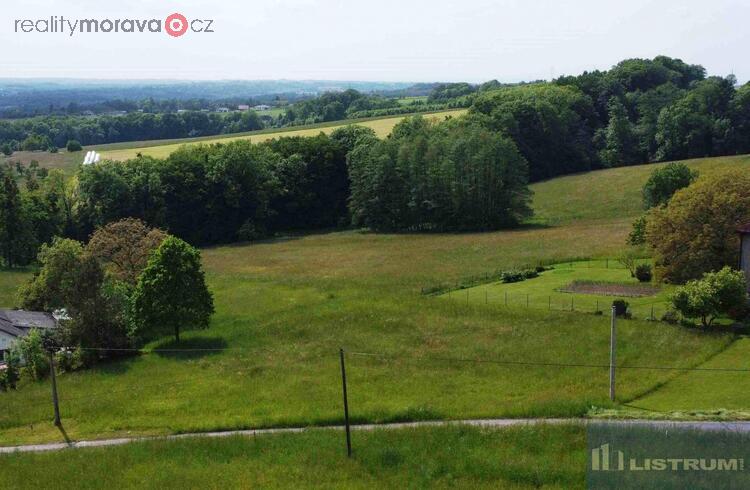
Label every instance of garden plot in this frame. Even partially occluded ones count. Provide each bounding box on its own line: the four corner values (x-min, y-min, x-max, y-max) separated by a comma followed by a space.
441, 260, 674, 319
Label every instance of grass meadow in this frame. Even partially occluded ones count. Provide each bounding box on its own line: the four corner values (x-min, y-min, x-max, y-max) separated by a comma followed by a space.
0, 424, 586, 489
2, 155, 750, 447
97, 109, 467, 161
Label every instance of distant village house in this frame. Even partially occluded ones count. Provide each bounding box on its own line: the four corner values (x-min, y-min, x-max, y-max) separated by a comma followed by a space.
0, 310, 57, 363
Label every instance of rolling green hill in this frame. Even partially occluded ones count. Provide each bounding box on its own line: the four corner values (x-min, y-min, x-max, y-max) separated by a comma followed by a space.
1, 154, 749, 450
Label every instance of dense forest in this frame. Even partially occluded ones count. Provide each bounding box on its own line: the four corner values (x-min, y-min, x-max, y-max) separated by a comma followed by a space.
2, 56, 750, 267
0, 111, 264, 151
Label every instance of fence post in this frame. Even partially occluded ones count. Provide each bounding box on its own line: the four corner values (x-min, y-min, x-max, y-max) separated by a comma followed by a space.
49, 353, 61, 427
609, 307, 617, 402
339, 348, 352, 457
466, 289, 469, 305
651, 305, 655, 321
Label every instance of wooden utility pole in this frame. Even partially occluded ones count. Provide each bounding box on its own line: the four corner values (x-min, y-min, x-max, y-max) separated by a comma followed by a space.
609, 306, 617, 402
339, 348, 352, 457
49, 353, 61, 426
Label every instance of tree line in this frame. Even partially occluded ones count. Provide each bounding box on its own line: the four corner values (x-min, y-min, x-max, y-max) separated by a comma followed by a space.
0, 111, 264, 151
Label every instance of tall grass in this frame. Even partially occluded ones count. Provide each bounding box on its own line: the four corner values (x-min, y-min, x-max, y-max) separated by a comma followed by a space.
0, 424, 586, 489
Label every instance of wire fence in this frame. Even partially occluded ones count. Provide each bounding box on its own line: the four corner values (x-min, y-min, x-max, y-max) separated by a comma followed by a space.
0, 317, 745, 452
443, 288, 671, 321
421, 258, 653, 296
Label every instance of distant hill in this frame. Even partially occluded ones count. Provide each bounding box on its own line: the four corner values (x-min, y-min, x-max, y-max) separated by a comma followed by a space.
0, 79, 418, 112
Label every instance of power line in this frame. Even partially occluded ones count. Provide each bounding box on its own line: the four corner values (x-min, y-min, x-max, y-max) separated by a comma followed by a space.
346, 350, 750, 373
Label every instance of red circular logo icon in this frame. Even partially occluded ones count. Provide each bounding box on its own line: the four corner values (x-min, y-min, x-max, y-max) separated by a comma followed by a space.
165, 13, 188, 37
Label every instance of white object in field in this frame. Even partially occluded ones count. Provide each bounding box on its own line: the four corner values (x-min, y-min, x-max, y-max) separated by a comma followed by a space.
82, 151, 101, 165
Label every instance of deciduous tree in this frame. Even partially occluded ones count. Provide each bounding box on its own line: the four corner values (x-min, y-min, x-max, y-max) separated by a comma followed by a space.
131, 236, 214, 343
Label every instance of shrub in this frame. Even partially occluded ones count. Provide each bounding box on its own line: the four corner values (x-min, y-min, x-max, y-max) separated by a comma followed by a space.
661, 310, 679, 324
15, 329, 50, 381
48, 145, 58, 154
0, 348, 20, 390
642, 162, 698, 209
635, 264, 653, 283
501, 270, 525, 283
66, 140, 83, 152
671, 267, 748, 327
55, 347, 84, 373
612, 300, 629, 317
0, 143, 12, 156
535, 265, 547, 273
522, 269, 539, 280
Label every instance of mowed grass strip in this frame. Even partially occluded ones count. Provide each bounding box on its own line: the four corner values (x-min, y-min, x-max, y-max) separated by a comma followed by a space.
98, 110, 467, 161
0, 424, 586, 489
627, 338, 750, 414
442, 261, 674, 320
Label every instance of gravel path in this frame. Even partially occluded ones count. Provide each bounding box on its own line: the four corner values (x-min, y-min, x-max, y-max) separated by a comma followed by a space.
3, 418, 750, 454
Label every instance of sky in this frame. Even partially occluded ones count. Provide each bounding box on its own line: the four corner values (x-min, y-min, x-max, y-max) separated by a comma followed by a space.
2, 0, 749, 83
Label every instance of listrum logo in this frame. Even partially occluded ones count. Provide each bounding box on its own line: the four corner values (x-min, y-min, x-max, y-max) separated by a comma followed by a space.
13, 13, 214, 37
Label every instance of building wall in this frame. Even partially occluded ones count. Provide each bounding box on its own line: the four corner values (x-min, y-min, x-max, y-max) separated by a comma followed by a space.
742, 235, 750, 291
0, 331, 16, 353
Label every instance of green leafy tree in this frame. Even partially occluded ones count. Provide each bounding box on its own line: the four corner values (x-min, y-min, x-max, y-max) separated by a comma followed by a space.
654, 77, 736, 161
628, 215, 647, 246
348, 116, 531, 231
65, 140, 82, 152
671, 267, 748, 327
470, 84, 596, 181
642, 162, 698, 209
646, 170, 750, 283
0, 143, 12, 156
131, 236, 214, 343
20, 237, 84, 311
0, 168, 36, 267
599, 97, 639, 166
20, 238, 132, 355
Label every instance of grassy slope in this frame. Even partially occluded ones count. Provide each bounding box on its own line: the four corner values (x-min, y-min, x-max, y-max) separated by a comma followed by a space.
0, 150, 82, 173
629, 337, 750, 414
98, 109, 467, 161
1, 155, 749, 446
0, 425, 585, 489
